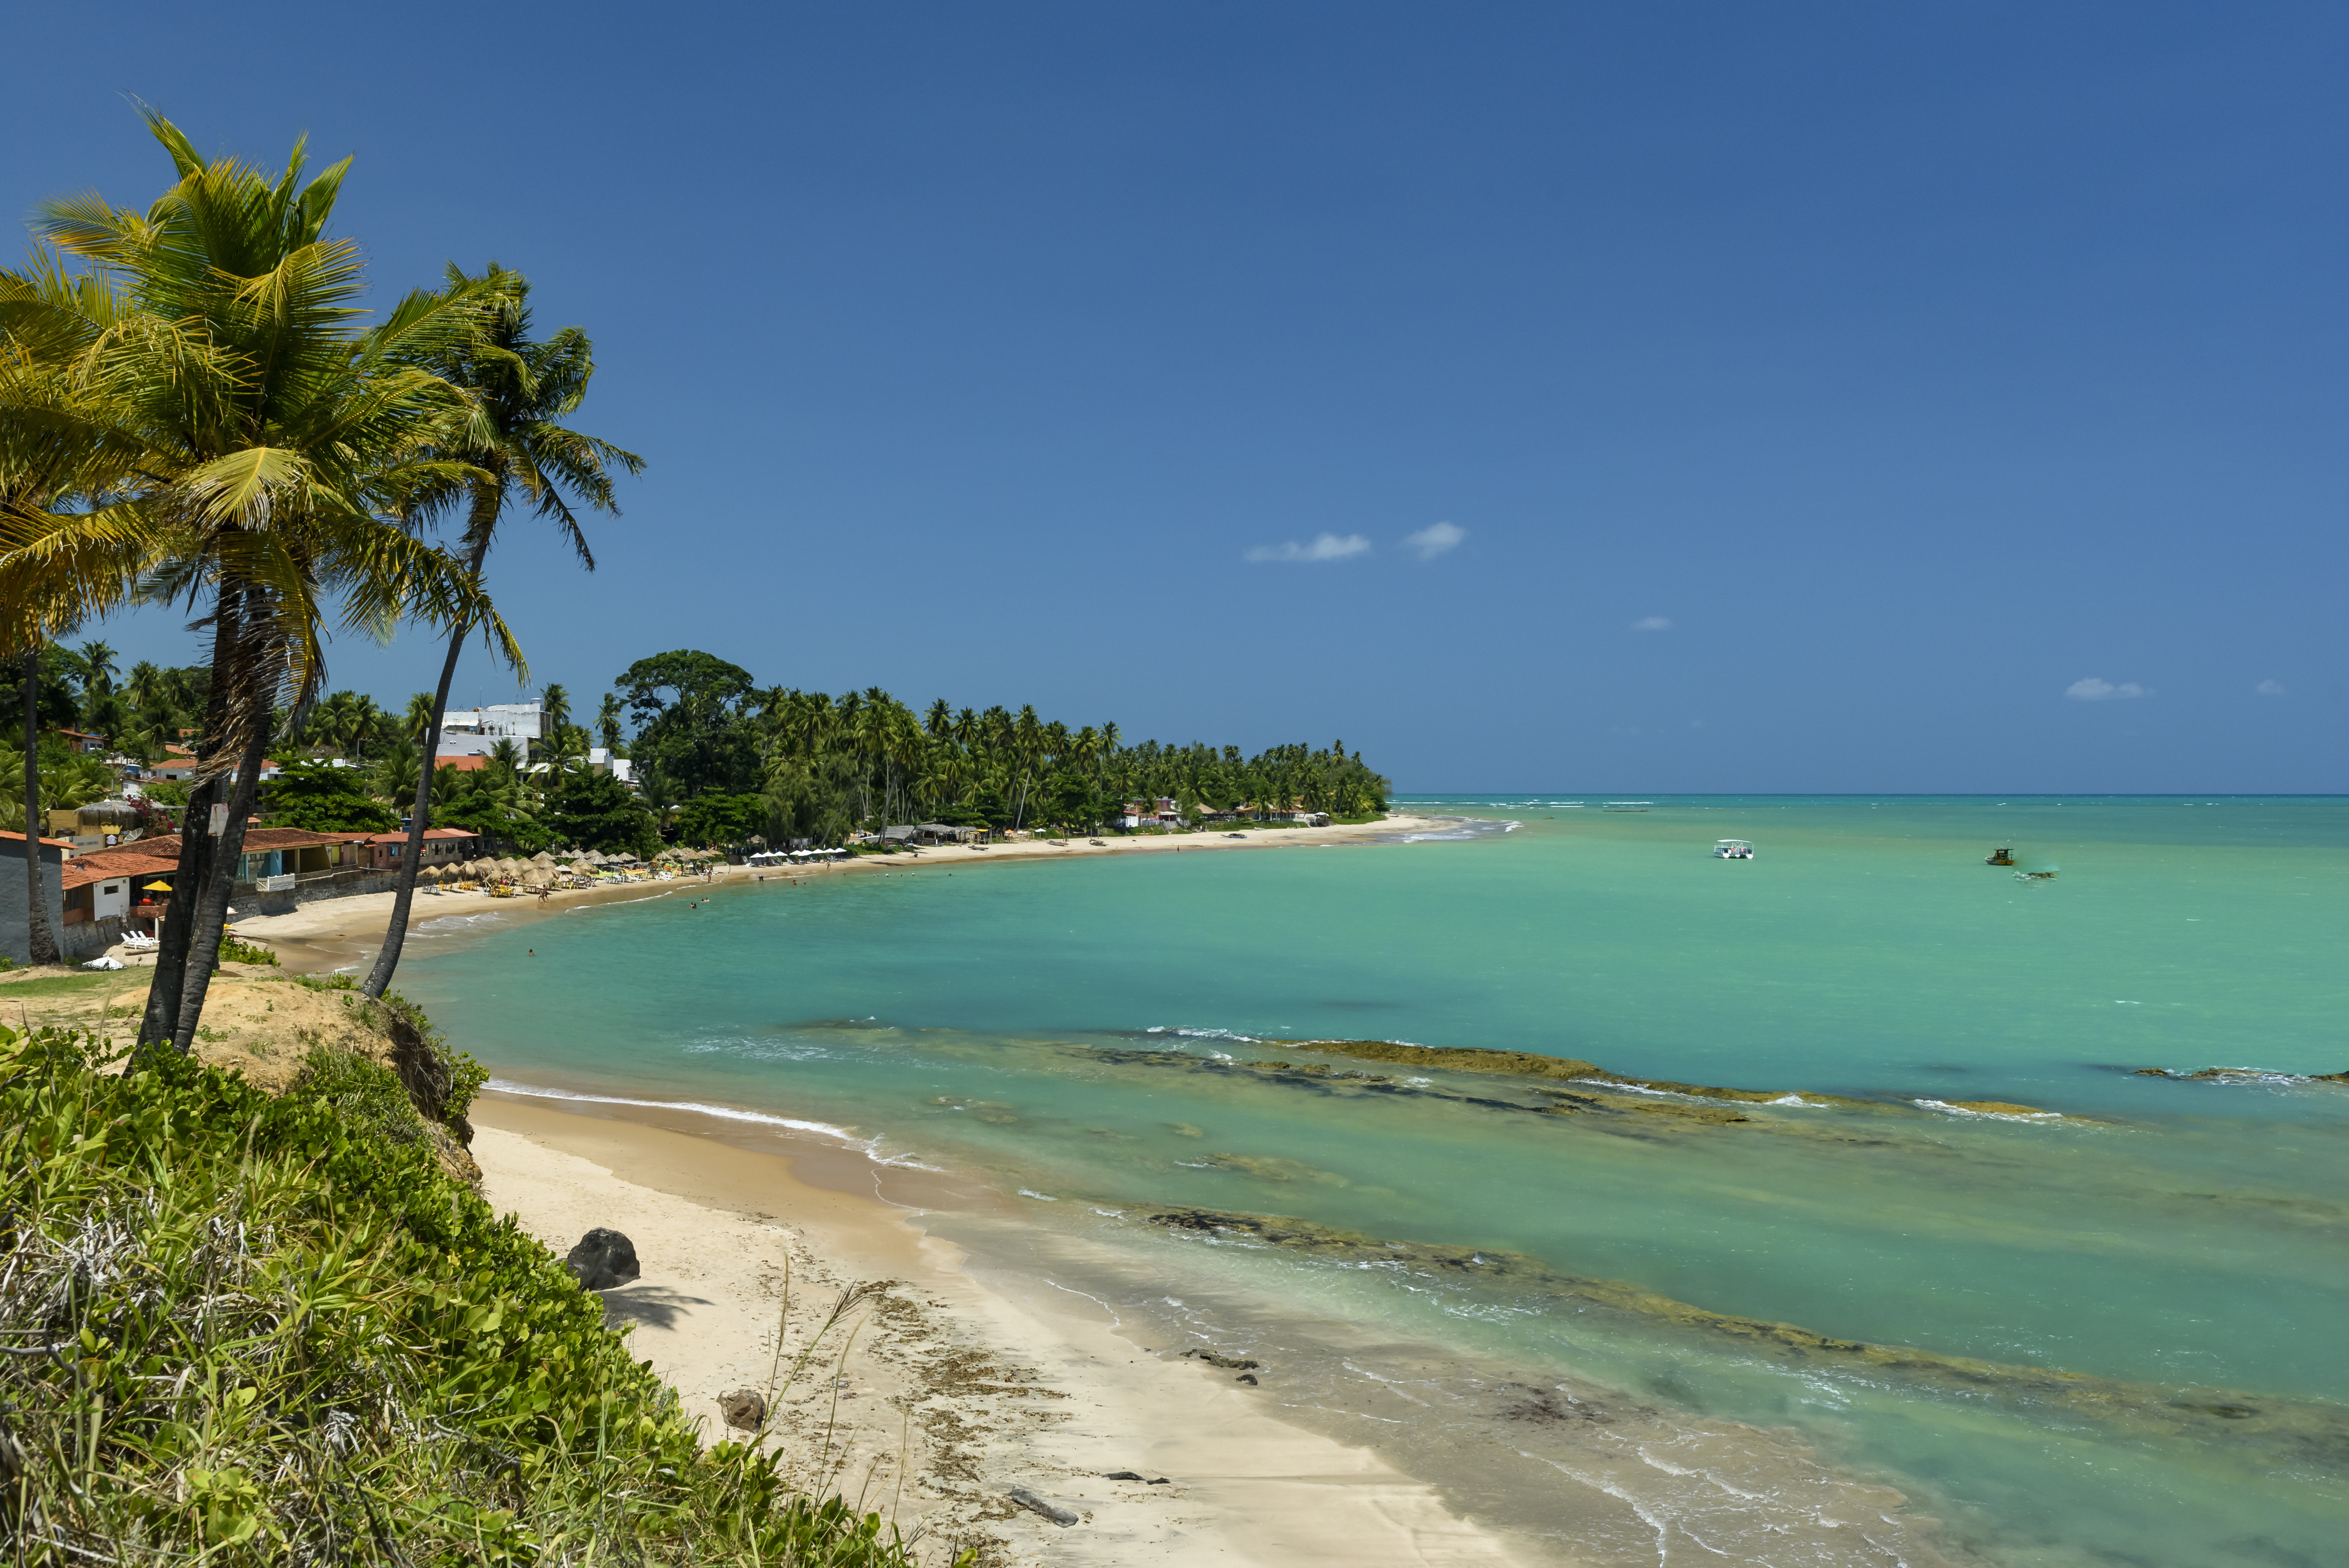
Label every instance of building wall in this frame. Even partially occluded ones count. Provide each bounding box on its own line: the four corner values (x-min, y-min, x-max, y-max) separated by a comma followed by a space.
0, 845, 68, 966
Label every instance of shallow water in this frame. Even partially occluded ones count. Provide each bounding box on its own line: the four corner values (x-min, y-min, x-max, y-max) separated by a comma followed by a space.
405, 798, 2349, 1566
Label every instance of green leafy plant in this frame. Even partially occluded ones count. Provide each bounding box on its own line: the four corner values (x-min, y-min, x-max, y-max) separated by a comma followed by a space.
218, 934, 279, 965
0, 1023, 957, 1565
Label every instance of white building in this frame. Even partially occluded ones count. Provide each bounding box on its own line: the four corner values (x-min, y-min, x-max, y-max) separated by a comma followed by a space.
440, 702, 543, 758
588, 747, 636, 785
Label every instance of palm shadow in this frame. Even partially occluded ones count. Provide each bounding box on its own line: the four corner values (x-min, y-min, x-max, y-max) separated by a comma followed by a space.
598, 1283, 713, 1332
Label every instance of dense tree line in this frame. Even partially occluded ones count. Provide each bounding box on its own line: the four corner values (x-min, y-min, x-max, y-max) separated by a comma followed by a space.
610, 648, 1390, 847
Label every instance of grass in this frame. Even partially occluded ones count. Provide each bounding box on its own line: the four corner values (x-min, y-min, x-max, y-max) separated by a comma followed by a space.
0, 969, 121, 997
0, 1023, 962, 1566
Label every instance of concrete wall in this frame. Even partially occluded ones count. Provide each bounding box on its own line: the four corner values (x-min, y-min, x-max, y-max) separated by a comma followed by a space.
238, 868, 403, 918
0, 843, 67, 967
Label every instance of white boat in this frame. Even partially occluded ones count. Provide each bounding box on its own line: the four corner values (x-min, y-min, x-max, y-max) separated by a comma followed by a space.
1713, 839, 1754, 859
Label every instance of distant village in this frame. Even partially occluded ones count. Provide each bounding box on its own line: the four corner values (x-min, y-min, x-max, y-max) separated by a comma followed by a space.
3, 699, 642, 963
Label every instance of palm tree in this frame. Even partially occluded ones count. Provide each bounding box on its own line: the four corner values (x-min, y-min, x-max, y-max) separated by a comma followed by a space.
8, 114, 516, 1053
1, 248, 154, 964
360, 265, 638, 1000
344, 693, 383, 762
401, 690, 434, 740
77, 638, 117, 699
537, 682, 570, 762
596, 691, 624, 751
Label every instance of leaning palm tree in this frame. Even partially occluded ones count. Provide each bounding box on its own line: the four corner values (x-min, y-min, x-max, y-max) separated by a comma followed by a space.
361, 264, 639, 1000
0, 248, 153, 964
6, 114, 517, 1053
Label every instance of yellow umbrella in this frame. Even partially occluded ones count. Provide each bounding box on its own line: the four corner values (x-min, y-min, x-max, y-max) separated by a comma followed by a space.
142, 880, 173, 892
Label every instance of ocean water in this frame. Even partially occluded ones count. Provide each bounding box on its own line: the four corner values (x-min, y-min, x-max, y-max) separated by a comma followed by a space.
400, 797, 2349, 1566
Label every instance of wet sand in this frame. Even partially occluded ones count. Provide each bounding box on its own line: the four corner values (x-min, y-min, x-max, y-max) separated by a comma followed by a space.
474, 1092, 1532, 1567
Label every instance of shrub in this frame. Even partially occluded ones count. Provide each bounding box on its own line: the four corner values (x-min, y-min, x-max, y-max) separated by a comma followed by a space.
219, 934, 279, 966
0, 1024, 953, 1566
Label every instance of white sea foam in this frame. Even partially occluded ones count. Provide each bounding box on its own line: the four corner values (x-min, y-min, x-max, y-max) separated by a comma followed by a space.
414, 912, 510, 934
1913, 1098, 2063, 1122
484, 1078, 929, 1162
1018, 1189, 1059, 1201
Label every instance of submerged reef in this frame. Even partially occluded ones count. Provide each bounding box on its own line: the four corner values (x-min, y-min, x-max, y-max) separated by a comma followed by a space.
1265, 1037, 2066, 1115
1140, 1206, 2349, 1469
1079, 1038, 2077, 1142
2135, 1066, 2349, 1084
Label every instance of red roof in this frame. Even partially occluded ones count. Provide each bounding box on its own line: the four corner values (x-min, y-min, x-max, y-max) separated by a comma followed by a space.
131, 827, 355, 860
362, 828, 481, 845
0, 829, 75, 850
435, 753, 489, 772
67, 846, 179, 876
62, 860, 146, 892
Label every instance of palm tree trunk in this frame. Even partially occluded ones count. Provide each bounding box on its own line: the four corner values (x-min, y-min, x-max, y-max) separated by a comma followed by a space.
21, 647, 61, 967
135, 767, 216, 1054
166, 723, 270, 1054
137, 583, 252, 1052
362, 525, 488, 999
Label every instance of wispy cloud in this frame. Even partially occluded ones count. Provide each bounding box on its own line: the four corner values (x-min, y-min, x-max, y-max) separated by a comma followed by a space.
2066, 676, 2151, 701
1631, 616, 1672, 632
1403, 521, 1466, 560
2256, 679, 2288, 697
1246, 533, 1371, 563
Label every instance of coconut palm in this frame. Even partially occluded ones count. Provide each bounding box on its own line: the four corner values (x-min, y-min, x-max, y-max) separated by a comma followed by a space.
0, 247, 157, 962
403, 690, 437, 745
538, 682, 571, 760
361, 265, 638, 999
6, 114, 517, 1052
596, 690, 623, 751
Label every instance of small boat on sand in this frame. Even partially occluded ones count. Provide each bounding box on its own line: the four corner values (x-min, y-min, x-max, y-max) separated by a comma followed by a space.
1713, 839, 1754, 859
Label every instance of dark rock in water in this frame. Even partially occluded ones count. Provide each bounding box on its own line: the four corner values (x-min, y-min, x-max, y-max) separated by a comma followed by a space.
1180, 1347, 1261, 1370
1235, 1373, 1259, 1385
717, 1388, 767, 1431
2139, 1065, 2349, 1084
1007, 1486, 1079, 1526
1103, 1470, 1144, 1481
566, 1228, 640, 1290
2173, 1401, 2259, 1419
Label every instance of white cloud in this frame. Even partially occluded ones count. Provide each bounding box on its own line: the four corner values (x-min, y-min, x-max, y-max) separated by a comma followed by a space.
2256, 679, 2287, 697
1631, 616, 1672, 632
1403, 521, 1466, 560
1246, 533, 1371, 563
2066, 677, 2151, 701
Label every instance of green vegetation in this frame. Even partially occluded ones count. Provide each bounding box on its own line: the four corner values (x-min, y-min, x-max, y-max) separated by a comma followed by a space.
218, 935, 279, 966
608, 652, 1390, 848
0, 969, 118, 997
259, 758, 401, 833
0, 1024, 948, 1565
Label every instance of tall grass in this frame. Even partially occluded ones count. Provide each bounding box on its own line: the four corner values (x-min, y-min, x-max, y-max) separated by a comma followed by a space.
0, 1025, 961, 1565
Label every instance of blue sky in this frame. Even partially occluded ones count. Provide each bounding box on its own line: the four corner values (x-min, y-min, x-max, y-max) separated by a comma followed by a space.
8, 3, 2343, 792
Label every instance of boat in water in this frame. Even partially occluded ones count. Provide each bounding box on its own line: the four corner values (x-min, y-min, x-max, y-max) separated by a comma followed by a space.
1713, 839, 1754, 859
1986, 845, 2016, 866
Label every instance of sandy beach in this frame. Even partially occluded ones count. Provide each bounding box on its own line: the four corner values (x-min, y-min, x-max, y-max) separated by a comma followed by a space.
473, 1093, 1530, 1567
218, 813, 1450, 973
201, 808, 1523, 1564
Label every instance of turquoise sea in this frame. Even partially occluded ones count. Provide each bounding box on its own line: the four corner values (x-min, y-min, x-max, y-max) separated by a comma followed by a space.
400, 797, 2349, 1567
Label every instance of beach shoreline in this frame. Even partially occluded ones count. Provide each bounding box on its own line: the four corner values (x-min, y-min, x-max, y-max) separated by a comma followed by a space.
252, 806, 1537, 1562
473, 1090, 1536, 1567
215, 812, 1452, 974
